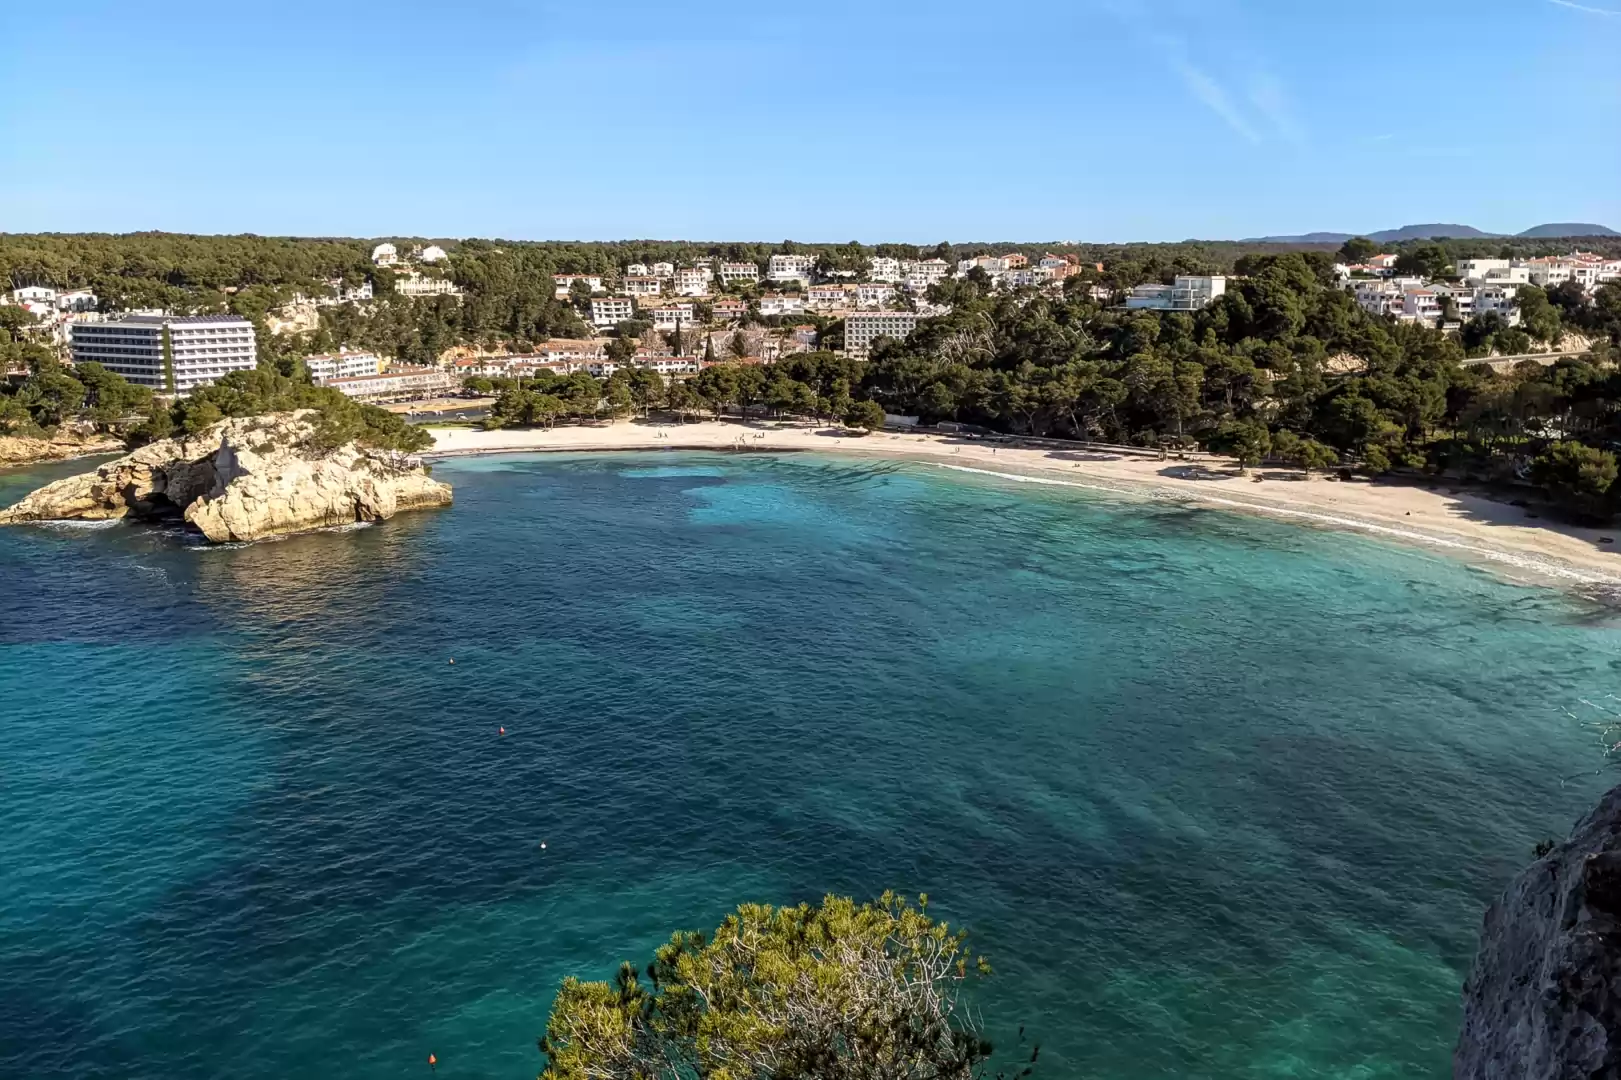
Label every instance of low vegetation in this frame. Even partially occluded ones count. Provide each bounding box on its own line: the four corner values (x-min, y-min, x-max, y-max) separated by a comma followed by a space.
540, 893, 1032, 1080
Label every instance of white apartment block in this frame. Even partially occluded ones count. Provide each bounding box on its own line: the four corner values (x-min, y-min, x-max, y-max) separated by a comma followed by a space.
621, 276, 662, 297
1004, 267, 1056, 289
758, 294, 806, 316
767, 254, 816, 285
591, 297, 636, 328
904, 259, 950, 293
1123, 275, 1227, 312
395, 273, 462, 298
869, 257, 902, 283
855, 283, 896, 308
553, 274, 604, 299
651, 262, 676, 278
372, 242, 398, 266
70, 313, 256, 395
326, 366, 453, 403
305, 349, 382, 381
719, 261, 760, 285
807, 284, 850, 308
845, 312, 920, 358
647, 303, 696, 330
673, 268, 711, 296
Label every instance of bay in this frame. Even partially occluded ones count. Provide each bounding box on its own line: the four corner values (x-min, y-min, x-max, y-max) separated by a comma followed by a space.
1, 450, 1616, 1079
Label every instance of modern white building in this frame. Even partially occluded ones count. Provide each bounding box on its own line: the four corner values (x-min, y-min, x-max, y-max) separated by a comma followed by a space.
758, 294, 806, 316
70, 313, 256, 395
845, 312, 920, 358
554, 274, 604, 299
305, 349, 382, 381
1123, 275, 1227, 312
325, 366, 454, 403
904, 259, 950, 293
395, 273, 462, 298
719, 261, 760, 285
650, 262, 676, 278
625, 263, 651, 277
855, 283, 897, 308
673, 268, 711, 296
711, 299, 747, 323
621, 275, 662, 297
591, 296, 636, 327
767, 254, 815, 285
372, 242, 399, 266
869, 257, 902, 284
647, 303, 696, 330
419, 245, 449, 263
807, 284, 850, 309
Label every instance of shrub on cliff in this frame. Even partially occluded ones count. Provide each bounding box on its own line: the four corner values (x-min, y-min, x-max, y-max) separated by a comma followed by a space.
168, 369, 431, 453
539, 893, 1035, 1080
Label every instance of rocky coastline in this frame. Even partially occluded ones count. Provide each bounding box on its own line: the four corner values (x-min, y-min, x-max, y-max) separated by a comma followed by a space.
0, 427, 126, 468
0, 411, 452, 542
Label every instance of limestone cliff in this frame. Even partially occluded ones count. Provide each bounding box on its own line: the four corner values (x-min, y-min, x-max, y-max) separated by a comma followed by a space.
1456, 784, 1621, 1078
0, 412, 451, 542
0, 426, 124, 467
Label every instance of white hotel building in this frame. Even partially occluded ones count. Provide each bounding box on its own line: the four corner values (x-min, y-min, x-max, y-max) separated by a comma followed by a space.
305, 349, 382, 381
844, 312, 919, 358
70, 313, 256, 395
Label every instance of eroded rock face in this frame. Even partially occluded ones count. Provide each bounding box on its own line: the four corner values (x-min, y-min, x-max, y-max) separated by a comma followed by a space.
1456, 784, 1621, 1078
0, 428, 124, 467
0, 412, 452, 542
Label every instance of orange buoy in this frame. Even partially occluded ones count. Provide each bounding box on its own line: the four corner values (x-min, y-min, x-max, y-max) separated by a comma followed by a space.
428, 1052, 438, 1070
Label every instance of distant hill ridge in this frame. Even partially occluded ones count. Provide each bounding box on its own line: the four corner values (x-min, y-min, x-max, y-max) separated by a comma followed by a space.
1242, 223, 1619, 244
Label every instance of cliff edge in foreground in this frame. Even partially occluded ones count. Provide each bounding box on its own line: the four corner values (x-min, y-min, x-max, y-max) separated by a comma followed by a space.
1457, 784, 1621, 1078
0, 411, 451, 542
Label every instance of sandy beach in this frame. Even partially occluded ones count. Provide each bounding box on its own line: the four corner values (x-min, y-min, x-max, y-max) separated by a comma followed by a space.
425, 420, 1621, 588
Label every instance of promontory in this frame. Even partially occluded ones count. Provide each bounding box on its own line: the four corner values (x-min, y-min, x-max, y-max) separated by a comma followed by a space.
0, 411, 452, 543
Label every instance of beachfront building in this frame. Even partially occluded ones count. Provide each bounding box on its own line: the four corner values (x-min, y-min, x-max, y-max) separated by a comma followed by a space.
69, 313, 256, 395
767, 254, 815, 285
305, 349, 382, 382
845, 311, 919, 358
325, 366, 454, 403
1124, 275, 1227, 312
591, 296, 636, 328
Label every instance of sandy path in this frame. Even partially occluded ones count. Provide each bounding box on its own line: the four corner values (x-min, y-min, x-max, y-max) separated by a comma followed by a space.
425, 421, 1621, 588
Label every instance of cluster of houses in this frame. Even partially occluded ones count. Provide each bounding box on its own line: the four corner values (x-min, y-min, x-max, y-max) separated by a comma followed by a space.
5, 285, 103, 346
1337, 251, 1621, 328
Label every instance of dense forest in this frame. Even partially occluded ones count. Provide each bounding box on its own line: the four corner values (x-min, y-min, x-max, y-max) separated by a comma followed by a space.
5, 232, 1621, 517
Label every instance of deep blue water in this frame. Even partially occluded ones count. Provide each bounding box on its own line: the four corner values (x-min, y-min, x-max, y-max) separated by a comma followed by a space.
2, 450, 1617, 1080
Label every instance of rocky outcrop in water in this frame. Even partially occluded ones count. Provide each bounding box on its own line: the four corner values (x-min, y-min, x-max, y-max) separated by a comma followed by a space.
1456, 784, 1621, 1078
0, 412, 451, 542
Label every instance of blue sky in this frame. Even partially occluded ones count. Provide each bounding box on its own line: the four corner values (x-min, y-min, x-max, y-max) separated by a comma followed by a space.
1, 0, 1617, 242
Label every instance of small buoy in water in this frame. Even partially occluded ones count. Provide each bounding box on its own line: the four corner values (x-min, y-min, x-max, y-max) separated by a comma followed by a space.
499, 727, 506, 736
540, 842, 547, 850
448, 659, 455, 665
429, 1052, 438, 1070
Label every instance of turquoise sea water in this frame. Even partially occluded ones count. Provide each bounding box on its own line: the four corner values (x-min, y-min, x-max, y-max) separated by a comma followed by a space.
2, 450, 1617, 1079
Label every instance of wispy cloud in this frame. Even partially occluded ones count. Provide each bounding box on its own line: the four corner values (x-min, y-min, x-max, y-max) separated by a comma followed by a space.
1544, 0, 1621, 15
1247, 73, 1305, 145
1170, 56, 1261, 143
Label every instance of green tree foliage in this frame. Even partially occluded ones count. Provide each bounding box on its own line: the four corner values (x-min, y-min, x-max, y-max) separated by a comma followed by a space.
1337, 237, 1380, 264
844, 398, 886, 432
540, 893, 1029, 1080
1532, 440, 1618, 520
